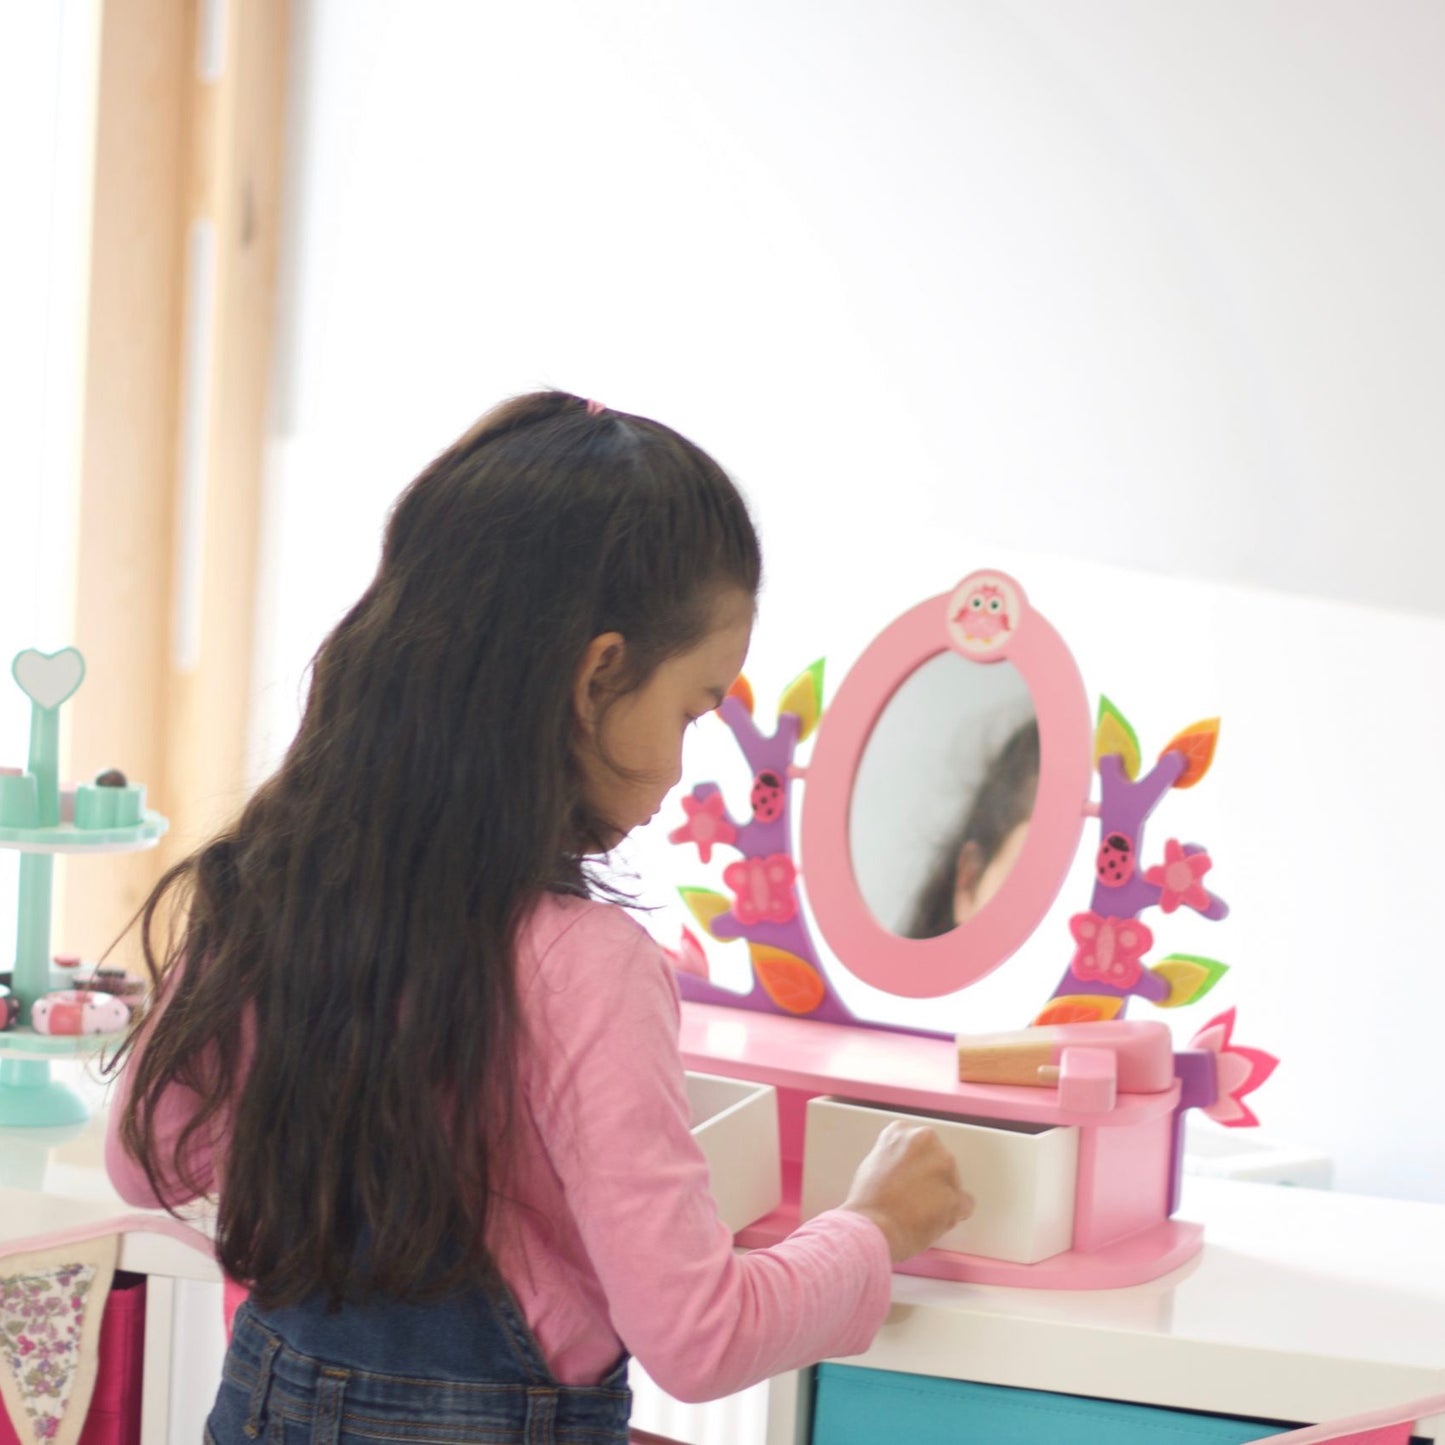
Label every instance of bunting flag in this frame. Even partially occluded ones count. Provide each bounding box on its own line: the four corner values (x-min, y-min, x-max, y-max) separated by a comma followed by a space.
0, 1211, 215, 1445
0, 1233, 117, 1445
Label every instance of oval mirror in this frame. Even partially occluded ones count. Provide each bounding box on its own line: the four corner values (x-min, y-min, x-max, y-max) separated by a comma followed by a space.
801, 571, 1092, 999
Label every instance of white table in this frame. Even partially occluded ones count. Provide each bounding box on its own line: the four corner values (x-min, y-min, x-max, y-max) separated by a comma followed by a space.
766, 1175, 1445, 1443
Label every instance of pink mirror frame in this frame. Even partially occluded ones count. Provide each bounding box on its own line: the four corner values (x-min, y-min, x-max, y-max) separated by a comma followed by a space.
800, 570, 1093, 999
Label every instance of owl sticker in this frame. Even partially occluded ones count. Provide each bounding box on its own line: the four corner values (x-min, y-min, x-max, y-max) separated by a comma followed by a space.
953, 584, 1012, 642
946, 573, 1023, 660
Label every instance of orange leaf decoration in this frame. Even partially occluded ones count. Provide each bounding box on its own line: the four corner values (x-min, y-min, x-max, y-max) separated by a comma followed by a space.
726, 675, 754, 715
1032, 994, 1123, 1026
750, 943, 826, 1015
1161, 718, 1220, 789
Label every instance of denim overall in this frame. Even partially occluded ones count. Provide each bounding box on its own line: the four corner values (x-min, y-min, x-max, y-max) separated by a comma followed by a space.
205, 1288, 633, 1444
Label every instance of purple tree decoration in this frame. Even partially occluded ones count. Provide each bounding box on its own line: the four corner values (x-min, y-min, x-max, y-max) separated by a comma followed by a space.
1032, 697, 1277, 1208
665, 661, 864, 1025
1037, 697, 1230, 1026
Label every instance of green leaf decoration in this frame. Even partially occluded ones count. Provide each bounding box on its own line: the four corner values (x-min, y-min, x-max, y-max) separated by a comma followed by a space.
678, 886, 732, 940
1150, 953, 1229, 1009
1093, 694, 1141, 780
778, 658, 826, 741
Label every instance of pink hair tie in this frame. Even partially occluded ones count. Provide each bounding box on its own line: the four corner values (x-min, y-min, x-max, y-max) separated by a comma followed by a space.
585, 398, 606, 417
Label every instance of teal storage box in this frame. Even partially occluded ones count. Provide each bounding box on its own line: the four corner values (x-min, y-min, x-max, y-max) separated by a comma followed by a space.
811, 1365, 1297, 1444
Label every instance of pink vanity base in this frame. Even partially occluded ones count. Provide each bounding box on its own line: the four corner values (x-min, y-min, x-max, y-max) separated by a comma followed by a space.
735, 1199, 1203, 1289
680, 1000, 1205, 1289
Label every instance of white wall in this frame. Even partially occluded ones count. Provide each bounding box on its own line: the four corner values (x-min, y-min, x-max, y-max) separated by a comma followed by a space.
254, 1, 1445, 1202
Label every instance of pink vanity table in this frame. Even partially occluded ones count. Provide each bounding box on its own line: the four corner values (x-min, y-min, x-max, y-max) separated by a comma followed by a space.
669, 570, 1261, 1293
680, 1003, 1199, 1288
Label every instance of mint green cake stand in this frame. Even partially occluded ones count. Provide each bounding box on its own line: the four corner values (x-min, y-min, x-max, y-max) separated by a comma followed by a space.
0, 648, 169, 1126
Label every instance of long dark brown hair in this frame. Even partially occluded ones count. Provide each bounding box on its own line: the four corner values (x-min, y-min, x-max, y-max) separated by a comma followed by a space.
108, 391, 760, 1308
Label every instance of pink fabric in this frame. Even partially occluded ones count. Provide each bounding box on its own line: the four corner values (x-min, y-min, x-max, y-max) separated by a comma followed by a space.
0, 1215, 213, 1263
1254, 1392, 1445, 1443
221, 1279, 247, 1339
104, 896, 891, 1402
1263, 1424, 1414, 1444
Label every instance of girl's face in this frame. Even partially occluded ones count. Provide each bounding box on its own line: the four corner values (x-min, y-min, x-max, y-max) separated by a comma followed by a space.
574, 589, 754, 849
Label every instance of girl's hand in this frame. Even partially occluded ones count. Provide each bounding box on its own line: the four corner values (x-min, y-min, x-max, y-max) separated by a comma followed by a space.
839, 1119, 974, 1264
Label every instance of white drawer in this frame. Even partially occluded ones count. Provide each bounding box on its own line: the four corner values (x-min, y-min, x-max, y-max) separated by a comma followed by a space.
800, 1096, 1078, 1264
685, 1071, 781, 1236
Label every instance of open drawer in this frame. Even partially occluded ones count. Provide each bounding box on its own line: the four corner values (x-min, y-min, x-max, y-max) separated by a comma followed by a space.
685, 1071, 781, 1237
800, 1095, 1079, 1264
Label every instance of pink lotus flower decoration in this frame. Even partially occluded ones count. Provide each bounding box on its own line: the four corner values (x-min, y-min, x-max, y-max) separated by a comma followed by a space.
1068, 912, 1153, 989
669, 790, 737, 864
1191, 1007, 1278, 1127
660, 926, 709, 981
1144, 839, 1214, 914
723, 853, 798, 926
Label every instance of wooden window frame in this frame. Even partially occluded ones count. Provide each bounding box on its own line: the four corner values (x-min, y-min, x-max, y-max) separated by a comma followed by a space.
66, 0, 289, 965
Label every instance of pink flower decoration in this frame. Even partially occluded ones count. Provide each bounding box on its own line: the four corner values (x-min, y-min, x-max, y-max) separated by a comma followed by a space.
1190, 1007, 1278, 1127
1144, 838, 1214, 914
1068, 911, 1153, 990
668, 789, 737, 864
723, 853, 798, 926
661, 926, 710, 981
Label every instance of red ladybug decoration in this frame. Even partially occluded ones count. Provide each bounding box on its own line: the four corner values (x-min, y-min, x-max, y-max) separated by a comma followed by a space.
1096, 832, 1135, 887
750, 769, 785, 823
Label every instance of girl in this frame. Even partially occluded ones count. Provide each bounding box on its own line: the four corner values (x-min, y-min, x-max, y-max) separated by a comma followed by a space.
105, 391, 969, 1445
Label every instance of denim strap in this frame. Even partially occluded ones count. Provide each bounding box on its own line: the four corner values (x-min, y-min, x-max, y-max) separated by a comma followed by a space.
243, 1328, 281, 1438
311, 1368, 348, 1445
491, 1284, 557, 1384
524, 1385, 558, 1444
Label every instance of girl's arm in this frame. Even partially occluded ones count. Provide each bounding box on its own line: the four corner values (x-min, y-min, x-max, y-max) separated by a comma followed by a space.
527, 909, 892, 1404
103, 966, 219, 1210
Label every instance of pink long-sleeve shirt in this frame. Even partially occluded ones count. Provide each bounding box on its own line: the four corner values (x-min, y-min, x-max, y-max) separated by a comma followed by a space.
104, 894, 892, 1401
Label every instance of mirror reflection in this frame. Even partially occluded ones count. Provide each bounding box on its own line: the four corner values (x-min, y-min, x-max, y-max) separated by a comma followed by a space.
848, 654, 1038, 939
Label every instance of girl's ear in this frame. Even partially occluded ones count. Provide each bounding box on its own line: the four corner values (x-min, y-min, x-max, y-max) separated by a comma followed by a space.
952, 840, 984, 927
572, 632, 627, 734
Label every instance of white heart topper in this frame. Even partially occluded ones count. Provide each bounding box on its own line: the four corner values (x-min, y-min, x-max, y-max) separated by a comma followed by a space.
12, 648, 86, 711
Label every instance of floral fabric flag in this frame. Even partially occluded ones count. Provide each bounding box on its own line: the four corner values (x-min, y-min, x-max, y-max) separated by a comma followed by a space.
0, 1234, 117, 1445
